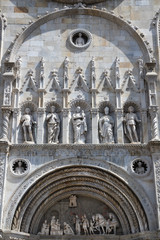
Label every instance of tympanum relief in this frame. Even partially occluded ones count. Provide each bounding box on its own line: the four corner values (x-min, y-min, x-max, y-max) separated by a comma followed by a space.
40, 196, 120, 236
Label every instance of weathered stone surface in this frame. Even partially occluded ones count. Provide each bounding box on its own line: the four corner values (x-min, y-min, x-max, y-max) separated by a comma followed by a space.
0, 0, 160, 239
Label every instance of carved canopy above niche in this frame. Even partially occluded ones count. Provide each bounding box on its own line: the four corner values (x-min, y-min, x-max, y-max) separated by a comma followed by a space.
53, 0, 106, 4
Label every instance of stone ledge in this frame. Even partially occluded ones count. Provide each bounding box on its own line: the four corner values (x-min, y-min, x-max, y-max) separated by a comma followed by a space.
1, 230, 159, 240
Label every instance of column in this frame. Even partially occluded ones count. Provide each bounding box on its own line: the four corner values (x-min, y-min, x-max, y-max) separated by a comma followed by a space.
11, 108, 19, 144
1, 107, 11, 142
145, 63, 159, 141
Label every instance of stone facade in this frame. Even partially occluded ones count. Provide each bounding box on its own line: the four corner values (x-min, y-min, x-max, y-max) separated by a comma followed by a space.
0, 0, 160, 239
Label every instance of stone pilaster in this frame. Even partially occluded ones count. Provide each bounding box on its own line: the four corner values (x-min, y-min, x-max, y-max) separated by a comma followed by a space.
37, 108, 45, 144
11, 108, 19, 144
141, 109, 148, 143
91, 108, 99, 143
150, 143, 160, 230
115, 108, 124, 143
62, 108, 70, 143
0, 142, 9, 229
145, 63, 160, 141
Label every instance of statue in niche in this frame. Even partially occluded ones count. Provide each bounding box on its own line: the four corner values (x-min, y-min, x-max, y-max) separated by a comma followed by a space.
14, 161, 25, 174
20, 108, 36, 143
69, 195, 77, 207
46, 106, 60, 144
81, 214, 89, 235
63, 222, 74, 235
134, 161, 147, 174
75, 33, 85, 46
99, 106, 114, 143
124, 106, 141, 143
74, 215, 81, 235
72, 106, 87, 144
41, 220, 49, 235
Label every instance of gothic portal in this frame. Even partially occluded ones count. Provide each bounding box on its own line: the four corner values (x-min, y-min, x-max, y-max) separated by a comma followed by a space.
0, 0, 160, 240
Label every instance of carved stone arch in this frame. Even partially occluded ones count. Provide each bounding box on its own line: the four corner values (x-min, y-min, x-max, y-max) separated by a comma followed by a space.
98, 100, 115, 113
45, 101, 62, 113
4, 158, 156, 233
8, 8, 152, 63
70, 98, 90, 112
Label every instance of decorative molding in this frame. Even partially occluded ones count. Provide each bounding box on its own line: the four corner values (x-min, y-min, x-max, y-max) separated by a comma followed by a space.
7, 8, 152, 63
4, 156, 155, 231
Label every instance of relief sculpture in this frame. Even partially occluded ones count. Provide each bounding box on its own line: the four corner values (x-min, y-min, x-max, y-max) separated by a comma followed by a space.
40, 213, 118, 236
46, 106, 60, 144
124, 106, 141, 143
72, 106, 87, 144
99, 107, 114, 143
20, 108, 36, 143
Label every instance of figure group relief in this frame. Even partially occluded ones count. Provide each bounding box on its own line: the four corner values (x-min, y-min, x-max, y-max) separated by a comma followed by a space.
1, 54, 159, 144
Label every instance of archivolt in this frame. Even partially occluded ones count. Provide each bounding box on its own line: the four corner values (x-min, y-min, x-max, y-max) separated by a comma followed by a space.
10, 165, 149, 235
8, 8, 151, 62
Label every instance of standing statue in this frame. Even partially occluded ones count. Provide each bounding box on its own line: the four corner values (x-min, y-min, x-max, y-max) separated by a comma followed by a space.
99, 106, 114, 143
20, 108, 36, 143
81, 214, 89, 235
72, 106, 87, 144
124, 106, 141, 143
46, 106, 60, 144
41, 220, 49, 235
74, 215, 81, 235
15, 161, 25, 174
75, 33, 85, 46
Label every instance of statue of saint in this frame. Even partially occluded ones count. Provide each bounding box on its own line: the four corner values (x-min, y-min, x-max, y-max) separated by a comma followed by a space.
41, 220, 49, 235
99, 106, 114, 143
81, 214, 89, 235
72, 106, 87, 144
75, 33, 85, 46
20, 108, 36, 143
74, 215, 81, 235
15, 161, 25, 174
46, 106, 60, 144
135, 161, 145, 174
124, 106, 141, 143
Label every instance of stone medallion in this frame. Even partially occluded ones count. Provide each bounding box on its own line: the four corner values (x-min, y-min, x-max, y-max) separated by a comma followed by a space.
53, 0, 106, 4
